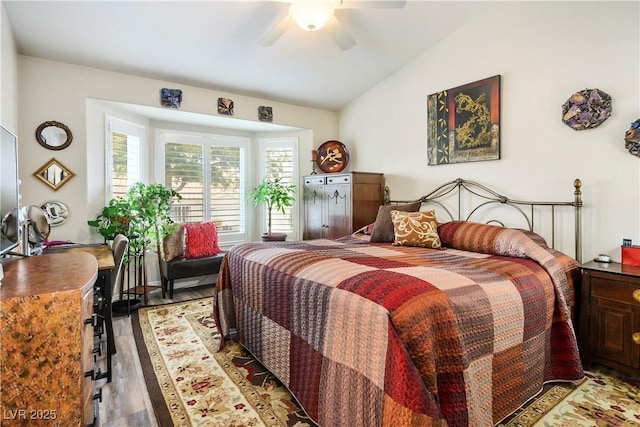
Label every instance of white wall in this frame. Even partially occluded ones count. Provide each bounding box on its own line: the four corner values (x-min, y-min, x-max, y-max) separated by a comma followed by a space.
339, 1, 640, 262
18, 56, 338, 243
0, 1, 18, 131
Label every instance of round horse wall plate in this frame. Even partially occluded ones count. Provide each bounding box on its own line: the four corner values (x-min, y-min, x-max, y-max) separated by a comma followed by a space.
316, 140, 349, 173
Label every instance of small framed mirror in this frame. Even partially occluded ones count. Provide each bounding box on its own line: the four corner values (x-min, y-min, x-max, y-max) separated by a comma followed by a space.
33, 158, 75, 191
35, 121, 73, 150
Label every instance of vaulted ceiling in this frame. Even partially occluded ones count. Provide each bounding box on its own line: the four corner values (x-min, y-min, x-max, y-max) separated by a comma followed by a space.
4, 1, 490, 111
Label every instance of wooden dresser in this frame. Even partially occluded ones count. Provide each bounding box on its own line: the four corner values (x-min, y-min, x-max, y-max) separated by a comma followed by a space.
303, 172, 384, 240
580, 260, 640, 375
0, 253, 99, 426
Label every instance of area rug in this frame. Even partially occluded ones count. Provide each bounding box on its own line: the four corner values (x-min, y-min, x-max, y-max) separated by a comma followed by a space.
498, 368, 640, 426
132, 297, 315, 427
133, 298, 640, 427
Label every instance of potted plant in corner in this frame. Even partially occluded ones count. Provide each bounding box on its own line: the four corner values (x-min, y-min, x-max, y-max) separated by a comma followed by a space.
249, 175, 296, 242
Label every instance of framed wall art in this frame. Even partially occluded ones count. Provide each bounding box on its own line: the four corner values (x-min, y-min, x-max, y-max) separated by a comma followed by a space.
427, 75, 501, 165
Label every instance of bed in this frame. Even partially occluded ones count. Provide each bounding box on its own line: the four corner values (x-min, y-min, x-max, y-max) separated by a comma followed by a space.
214, 178, 585, 426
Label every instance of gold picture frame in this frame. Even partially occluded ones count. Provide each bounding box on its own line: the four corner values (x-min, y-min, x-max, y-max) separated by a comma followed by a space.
33, 158, 75, 191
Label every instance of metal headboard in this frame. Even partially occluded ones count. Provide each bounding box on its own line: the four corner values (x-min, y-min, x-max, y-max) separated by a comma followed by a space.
385, 178, 583, 263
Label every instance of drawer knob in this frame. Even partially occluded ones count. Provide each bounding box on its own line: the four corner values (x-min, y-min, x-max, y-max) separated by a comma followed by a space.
633, 332, 640, 345
633, 289, 640, 303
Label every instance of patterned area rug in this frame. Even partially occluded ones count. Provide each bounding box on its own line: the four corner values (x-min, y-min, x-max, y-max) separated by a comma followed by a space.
132, 297, 315, 427
132, 298, 640, 427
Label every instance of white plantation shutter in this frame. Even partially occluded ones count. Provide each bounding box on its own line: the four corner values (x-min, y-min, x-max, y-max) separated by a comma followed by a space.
164, 139, 204, 223
159, 131, 248, 244
260, 138, 298, 236
210, 144, 245, 234
106, 116, 144, 200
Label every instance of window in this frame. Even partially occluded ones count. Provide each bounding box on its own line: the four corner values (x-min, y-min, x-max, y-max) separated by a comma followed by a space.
106, 116, 144, 200
159, 131, 248, 245
259, 137, 298, 237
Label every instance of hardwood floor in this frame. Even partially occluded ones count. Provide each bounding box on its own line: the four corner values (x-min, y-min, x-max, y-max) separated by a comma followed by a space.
97, 283, 214, 427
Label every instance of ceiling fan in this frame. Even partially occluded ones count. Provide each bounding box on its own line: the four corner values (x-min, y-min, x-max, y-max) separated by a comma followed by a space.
259, 0, 407, 51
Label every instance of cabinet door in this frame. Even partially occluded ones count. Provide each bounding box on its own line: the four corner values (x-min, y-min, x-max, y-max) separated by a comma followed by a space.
304, 184, 325, 240
325, 184, 351, 239
82, 286, 97, 424
590, 296, 640, 369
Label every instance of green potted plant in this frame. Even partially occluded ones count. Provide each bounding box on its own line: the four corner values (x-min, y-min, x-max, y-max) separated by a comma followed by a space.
249, 176, 296, 242
125, 182, 182, 285
87, 197, 132, 242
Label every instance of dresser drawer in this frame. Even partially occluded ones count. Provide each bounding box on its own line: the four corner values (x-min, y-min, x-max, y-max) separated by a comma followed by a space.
590, 275, 640, 305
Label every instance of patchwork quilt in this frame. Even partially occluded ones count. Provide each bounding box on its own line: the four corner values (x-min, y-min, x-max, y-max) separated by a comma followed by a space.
214, 221, 584, 426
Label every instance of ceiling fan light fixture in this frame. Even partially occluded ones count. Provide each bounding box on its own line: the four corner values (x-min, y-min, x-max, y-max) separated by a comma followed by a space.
289, 1, 334, 32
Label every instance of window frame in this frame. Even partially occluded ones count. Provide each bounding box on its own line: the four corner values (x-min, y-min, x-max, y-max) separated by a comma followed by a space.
104, 115, 145, 202
257, 137, 299, 240
156, 129, 250, 246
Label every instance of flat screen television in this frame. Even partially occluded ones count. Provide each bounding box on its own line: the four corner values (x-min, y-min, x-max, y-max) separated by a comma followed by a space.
1, 123, 20, 257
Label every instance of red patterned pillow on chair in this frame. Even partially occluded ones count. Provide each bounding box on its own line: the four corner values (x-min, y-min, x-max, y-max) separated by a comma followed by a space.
184, 222, 221, 258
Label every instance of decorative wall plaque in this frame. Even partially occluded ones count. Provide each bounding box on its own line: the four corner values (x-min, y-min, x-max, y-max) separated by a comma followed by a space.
218, 98, 234, 115
561, 88, 612, 131
259, 106, 273, 122
161, 88, 182, 108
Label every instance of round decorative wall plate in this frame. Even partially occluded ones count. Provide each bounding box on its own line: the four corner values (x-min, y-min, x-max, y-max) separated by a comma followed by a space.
561, 88, 612, 131
41, 200, 70, 226
316, 140, 349, 173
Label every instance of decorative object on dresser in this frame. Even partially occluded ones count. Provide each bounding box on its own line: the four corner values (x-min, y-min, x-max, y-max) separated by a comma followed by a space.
315, 140, 349, 173
303, 172, 383, 240
561, 88, 612, 131
624, 118, 640, 156
35, 120, 73, 150
427, 75, 501, 165
33, 157, 75, 191
0, 253, 101, 426
580, 261, 640, 375
160, 88, 182, 108
249, 175, 296, 242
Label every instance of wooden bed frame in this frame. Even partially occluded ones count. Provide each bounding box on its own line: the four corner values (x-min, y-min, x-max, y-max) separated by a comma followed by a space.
385, 177, 583, 263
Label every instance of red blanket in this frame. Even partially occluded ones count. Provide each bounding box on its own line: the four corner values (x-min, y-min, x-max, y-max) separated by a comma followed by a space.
215, 221, 583, 426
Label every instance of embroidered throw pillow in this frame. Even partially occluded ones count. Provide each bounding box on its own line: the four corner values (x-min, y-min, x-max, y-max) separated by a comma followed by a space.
162, 224, 185, 261
184, 222, 221, 259
390, 210, 441, 249
370, 202, 422, 243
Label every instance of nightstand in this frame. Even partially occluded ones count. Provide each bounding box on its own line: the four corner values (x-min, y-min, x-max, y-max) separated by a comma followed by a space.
580, 260, 640, 375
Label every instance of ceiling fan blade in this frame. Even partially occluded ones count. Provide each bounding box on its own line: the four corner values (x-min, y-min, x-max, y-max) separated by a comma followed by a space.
337, 0, 407, 9
326, 16, 356, 51
259, 16, 293, 47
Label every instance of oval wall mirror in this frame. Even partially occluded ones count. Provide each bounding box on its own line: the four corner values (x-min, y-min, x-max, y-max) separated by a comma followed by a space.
35, 121, 73, 150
